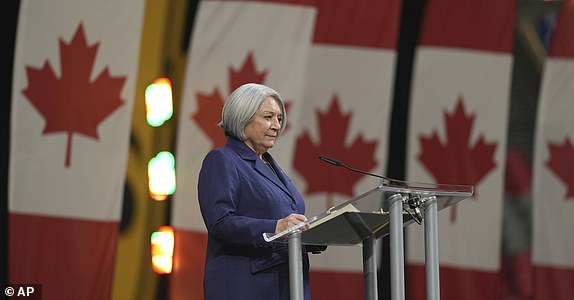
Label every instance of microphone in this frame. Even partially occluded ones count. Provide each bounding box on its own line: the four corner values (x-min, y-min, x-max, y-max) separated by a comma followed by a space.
318, 155, 388, 182
318, 155, 424, 224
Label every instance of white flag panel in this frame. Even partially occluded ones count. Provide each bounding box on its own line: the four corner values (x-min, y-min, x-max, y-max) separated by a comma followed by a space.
288, 45, 394, 271
533, 59, 574, 268
10, 0, 144, 220
173, 2, 316, 230
406, 49, 512, 271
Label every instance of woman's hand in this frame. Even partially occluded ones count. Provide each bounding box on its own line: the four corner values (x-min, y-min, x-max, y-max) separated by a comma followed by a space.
275, 213, 308, 234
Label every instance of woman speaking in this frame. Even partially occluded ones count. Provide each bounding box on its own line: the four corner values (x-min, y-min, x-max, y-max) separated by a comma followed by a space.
198, 83, 315, 299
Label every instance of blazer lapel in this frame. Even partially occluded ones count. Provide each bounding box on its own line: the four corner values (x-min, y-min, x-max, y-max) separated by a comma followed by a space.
227, 138, 294, 200
263, 153, 299, 199
253, 159, 293, 199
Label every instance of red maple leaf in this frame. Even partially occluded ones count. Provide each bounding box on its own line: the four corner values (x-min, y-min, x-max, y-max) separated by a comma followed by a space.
192, 88, 226, 149
418, 96, 497, 222
193, 51, 296, 148
229, 51, 268, 93
22, 23, 126, 168
546, 138, 574, 199
293, 95, 378, 209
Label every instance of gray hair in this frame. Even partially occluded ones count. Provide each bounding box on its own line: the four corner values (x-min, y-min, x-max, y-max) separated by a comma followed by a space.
219, 83, 286, 140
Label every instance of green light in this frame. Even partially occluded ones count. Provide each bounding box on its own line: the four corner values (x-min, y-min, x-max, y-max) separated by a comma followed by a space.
145, 78, 173, 127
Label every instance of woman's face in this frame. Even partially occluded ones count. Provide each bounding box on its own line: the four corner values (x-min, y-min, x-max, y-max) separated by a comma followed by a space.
243, 97, 283, 156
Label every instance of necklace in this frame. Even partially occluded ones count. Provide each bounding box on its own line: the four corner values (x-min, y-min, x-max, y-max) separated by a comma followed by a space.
262, 157, 279, 177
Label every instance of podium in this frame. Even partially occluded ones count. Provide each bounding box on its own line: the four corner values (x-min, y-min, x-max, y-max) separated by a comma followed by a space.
263, 178, 473, 300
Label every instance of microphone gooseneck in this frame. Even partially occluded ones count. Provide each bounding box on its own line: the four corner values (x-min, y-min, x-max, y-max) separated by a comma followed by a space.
318, 155, 388, 181
318, 155, 424, 224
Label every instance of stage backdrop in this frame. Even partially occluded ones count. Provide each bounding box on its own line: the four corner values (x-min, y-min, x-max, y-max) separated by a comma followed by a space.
405, 0, 516, 299
8, 1, 144, 299
171, 0, 401, 299
532, 0, 574, 299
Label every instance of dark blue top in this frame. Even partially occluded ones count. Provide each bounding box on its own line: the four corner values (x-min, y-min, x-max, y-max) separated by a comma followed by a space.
198, 138, 310, 300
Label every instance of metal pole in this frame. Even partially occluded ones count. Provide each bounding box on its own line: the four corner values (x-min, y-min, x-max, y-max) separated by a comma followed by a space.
424, 196, 440, 300
288, 230, 304, 300
389, 194, 405, 300
363, 237, 378, 300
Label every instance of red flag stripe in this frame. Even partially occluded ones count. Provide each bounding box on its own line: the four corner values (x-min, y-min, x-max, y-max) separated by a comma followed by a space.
310, 270, 363, 299
311, 0, 400, 49
216, 0, 401, 49
549, 0, 574, 58
9, 213, 118, 300
407, 265, 501, 300
419, 0, 516, 53
534, 265, 574, 300
170, 230, 207, 300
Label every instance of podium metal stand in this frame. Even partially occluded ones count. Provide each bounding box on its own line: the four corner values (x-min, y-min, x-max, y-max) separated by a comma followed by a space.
264, 179, 473, 300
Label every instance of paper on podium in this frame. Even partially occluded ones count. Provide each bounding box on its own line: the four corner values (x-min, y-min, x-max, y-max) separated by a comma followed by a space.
300, 203, 391, 246
309, 203, 360, 228
264, 203, 393, 246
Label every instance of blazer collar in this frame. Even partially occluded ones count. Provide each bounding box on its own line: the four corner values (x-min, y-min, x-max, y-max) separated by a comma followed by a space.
226, 137, 259, 161
226, 138, 294, 200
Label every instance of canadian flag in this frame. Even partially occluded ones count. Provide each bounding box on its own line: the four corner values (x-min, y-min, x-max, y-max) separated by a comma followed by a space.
9, 1, 144, 299
405, 0, 516, 299
290, 1, 400, 298
532, 1, 574, 299
172, 0, 400, 299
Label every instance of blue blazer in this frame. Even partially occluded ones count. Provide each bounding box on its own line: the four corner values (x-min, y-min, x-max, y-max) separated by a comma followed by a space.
198, 138, 310, 300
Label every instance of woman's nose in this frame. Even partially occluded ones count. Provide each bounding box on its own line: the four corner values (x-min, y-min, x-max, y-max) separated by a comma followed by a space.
271, 117, 280, 129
